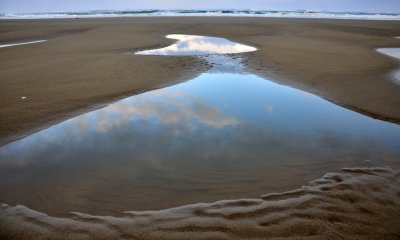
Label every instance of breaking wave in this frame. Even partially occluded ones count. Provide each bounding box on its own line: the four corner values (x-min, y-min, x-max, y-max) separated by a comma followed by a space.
1, 10, 400, 20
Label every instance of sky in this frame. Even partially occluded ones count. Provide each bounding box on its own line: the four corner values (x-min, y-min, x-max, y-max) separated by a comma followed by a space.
1, 0, 400, 14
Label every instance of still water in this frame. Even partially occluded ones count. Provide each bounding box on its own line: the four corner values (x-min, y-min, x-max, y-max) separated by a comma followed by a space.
135, 34, 257, 55
377, 45, 400, 84
0, 35, 399, 216
0, 40, 47, 48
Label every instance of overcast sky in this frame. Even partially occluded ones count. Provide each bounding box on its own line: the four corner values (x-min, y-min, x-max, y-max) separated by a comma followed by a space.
1, 0, 399, 14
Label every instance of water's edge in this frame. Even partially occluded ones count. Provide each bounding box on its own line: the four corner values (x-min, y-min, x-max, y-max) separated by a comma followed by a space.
2, 9, 400, 20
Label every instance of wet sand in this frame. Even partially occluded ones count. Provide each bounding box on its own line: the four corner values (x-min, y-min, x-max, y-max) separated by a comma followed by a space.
1, 17, 400, 239
1, 167, 399, 239
1, 17, 400, 145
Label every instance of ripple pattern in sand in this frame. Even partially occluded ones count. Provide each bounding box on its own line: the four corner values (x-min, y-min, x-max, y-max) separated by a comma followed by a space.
1, 167, 399, 240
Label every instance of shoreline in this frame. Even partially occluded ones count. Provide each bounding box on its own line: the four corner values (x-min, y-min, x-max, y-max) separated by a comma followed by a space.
2, 16, 400, 21
3, 16, 400, 21
2, 9, 400, 21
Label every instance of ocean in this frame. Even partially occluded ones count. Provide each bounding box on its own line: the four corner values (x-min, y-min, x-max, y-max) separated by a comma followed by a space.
1, 9, 400, 20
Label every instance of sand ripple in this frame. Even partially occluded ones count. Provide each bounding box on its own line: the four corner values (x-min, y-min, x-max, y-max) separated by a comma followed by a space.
1, 167, 399, 239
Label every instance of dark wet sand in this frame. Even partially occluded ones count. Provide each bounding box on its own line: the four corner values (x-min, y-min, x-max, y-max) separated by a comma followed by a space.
1, 167, 399, 240
1, 17, 400, 146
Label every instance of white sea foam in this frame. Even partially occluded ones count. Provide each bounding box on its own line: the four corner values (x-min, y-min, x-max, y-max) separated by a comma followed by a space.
1, 10, 400, 20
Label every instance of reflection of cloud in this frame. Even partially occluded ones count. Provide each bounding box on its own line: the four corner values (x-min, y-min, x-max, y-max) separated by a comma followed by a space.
73, 115, 90, 133
299, 91, 314, 97
137, 34, 256, 55
377, 48, 400, 60
266, 104, 273, 113
72, 88, 238, 133
167, 34, 200, 41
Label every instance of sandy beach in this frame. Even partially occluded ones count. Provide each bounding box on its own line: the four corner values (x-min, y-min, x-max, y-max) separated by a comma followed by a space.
1, 17, 400, 146
1, 16, 400, 239
1, 167, 399, 239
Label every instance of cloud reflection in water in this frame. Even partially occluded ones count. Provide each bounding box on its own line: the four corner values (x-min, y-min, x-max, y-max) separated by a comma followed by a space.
0, 72, 400, 215
1, 72, 400, 169
135, 34, 257, 55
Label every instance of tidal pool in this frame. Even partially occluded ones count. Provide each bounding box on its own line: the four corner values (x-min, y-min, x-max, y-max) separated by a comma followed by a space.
377, 37, 400, 83
379, 48, 400, 83
377, 47, 400, 61
135, 34, 257, 55
1, 68, 400, 215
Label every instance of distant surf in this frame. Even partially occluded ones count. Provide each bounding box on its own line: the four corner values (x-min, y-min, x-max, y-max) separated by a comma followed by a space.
1, 9, 400, 20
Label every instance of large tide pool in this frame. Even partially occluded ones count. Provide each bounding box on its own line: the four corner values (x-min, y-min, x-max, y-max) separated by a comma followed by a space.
0, 35, 399, 216
1, 70, 399, 215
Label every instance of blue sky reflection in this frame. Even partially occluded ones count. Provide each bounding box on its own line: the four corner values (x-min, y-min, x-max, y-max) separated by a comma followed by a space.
0, 72, 400, 214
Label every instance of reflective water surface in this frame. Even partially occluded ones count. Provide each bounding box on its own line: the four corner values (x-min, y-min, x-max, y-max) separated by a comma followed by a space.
377, 47, 400, 83
1, 69, 400, 215
135, 34, 257, 55
0, 40, 47, 48
377, 48, 400, 60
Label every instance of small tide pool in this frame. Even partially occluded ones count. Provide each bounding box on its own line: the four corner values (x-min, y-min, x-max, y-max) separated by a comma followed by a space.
135, 34, 257, 55
377, 37, 400, 84
0, 40, 47, 48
